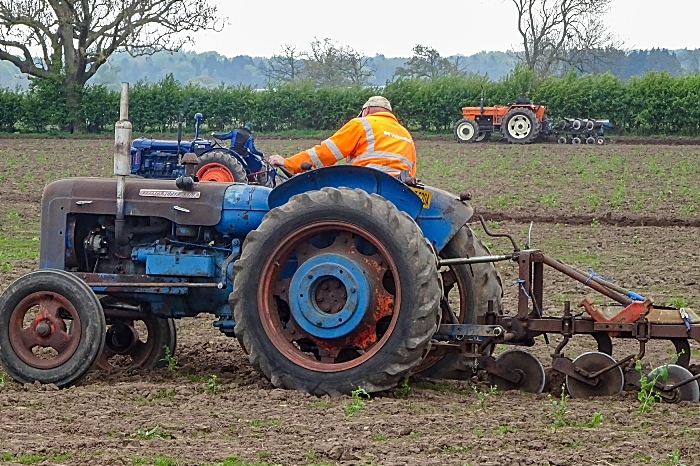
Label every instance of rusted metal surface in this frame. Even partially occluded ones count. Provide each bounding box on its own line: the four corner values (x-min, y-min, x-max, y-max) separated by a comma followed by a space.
259, 221, 399, 372
8, 291, 81, 369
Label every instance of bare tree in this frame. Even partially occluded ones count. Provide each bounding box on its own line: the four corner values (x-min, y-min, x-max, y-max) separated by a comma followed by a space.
512, 0, 623, 77
393, 45, 459, 80
339, 45, 374, 86
262, 44, 304, 83
302, 38, 349, 87
0, 0, 222, 131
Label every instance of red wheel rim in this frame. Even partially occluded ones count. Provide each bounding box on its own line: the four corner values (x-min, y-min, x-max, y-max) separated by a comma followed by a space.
196, 163, 234, 182
258, 221, 401, 372
8, 291, 81, 369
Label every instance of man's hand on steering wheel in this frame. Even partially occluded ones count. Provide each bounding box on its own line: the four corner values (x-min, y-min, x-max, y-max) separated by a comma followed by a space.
268, 154, 285, 167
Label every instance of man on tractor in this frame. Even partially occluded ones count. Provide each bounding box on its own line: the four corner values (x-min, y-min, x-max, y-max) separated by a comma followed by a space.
268, 96, 417, 177
211, 122, 264, 158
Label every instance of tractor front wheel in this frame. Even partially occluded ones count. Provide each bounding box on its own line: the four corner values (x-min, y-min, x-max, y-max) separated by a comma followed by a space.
231, 187, 441, 396
0, 270, 105, 387
454, 118, 480, 143
196, 150, 247, 183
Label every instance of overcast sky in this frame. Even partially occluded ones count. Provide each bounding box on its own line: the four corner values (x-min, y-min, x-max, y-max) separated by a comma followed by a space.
184, 0, 700, 58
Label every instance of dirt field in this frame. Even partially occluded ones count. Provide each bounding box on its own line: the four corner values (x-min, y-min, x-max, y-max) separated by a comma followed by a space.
1, 137, 700, 466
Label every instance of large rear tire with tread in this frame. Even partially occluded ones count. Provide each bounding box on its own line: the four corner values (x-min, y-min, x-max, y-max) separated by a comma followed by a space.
0, 270, 106, 387
196, 149, 247, 183
417, 225, 504, 380
503, 108, 541, 144
231, 187, 441, 396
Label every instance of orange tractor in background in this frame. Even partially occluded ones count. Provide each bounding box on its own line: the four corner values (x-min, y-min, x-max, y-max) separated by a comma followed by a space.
454, 95, 552, 144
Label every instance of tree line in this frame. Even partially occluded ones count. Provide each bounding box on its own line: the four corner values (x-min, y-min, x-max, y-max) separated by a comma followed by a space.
3, 67, 700, 136
0, 0, 696, 133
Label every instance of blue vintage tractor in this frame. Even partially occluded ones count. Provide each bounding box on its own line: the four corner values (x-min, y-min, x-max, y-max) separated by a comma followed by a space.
130, 113, 282, 186
0, 161, 503, 395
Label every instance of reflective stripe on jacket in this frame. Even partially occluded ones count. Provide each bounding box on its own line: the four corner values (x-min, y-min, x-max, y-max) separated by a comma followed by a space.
283, 112, 417, 176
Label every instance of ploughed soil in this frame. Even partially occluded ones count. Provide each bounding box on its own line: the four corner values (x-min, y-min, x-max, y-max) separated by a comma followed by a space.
1, 138, 700, 466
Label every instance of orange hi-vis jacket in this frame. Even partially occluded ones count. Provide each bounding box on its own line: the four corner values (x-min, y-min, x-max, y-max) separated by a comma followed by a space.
283, 112, 417, 176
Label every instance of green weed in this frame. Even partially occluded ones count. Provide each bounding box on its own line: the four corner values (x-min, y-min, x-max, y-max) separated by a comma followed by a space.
670, 297, 689, 309
471, 384, 497, 411
134, 425, 174, 440
549, 387, 569, 432
539, 192, 559, 207
495, 424, 515, 434
0, 451, 72, 464
393, 379, 411, 399
549, 384, 602, 431
161, 346, 177, 372
661, 449, 687, 466
636, 359, 666, 414
343, 387, 369, 416
679, 204, 697, 216
205, 374, 220, 394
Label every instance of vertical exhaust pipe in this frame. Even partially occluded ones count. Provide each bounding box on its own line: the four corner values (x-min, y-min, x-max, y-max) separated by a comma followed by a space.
114, 83, 132, 246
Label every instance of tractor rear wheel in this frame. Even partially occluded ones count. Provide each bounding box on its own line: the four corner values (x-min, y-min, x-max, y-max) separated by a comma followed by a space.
0, 270, 105, 387
196, 150, 247, 183
502, 108, 541, 144
416, 225, 504, 380
454, 118, 480, 143
231, 187, 441, 396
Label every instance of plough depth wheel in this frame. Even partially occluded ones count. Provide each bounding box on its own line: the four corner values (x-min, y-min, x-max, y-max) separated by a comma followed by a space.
489, 349, 546, 393
0, 270, 105, 387
648, 364, 699, 403
231, 187, 441, 396
566, 351, 624, 399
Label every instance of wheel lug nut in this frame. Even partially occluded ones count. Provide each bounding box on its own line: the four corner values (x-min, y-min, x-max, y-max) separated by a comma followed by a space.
316, 296, 324, 302
36, 321, 51, 337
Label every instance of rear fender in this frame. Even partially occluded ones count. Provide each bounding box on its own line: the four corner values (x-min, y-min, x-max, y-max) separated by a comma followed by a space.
267, 165, 473, 252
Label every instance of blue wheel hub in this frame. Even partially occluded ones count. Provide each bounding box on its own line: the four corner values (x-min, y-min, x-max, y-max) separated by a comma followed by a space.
289, 253, 371, 339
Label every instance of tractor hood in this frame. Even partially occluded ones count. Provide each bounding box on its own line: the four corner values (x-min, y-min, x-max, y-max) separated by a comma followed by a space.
131, 137, 214, 154
40, 177, 231, 268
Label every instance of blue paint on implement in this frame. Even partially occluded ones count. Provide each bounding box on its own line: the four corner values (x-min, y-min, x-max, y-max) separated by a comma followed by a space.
289, 253, 371, 339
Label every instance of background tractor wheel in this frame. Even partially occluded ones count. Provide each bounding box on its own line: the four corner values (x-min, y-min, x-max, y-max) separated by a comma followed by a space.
572, 137, 582, 144
231, 187, 441, 396
475, 131, 492, 143
586, 136, 596, 144
502, 108, 541, 144
557, 136, 568, 144
596, 137, 606, 145
454, 118, 480, 143
0, 270, 106, 387
195, 149, 247, 183
416, 225, 504, 380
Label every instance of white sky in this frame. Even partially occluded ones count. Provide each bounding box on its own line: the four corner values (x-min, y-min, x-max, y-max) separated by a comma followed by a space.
184, 0, 700, 58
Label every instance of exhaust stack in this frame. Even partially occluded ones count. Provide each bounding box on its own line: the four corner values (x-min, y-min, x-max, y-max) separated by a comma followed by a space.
114, 82, 132, 246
